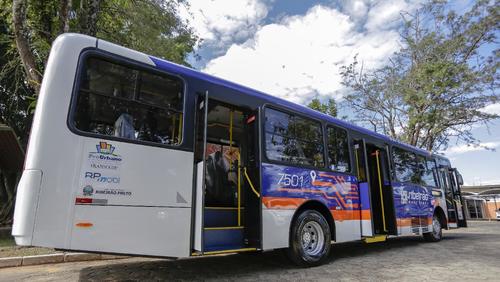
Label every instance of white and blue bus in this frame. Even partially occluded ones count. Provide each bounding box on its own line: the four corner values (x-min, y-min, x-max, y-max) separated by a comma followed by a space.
13, 34, 467, 266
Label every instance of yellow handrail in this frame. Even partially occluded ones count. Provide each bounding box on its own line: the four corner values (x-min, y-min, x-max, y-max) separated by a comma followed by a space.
244, 167, 260, 198
171, 115, 176, 142
237, 152, 241, 226
375, 150, 387, 232
229, 110, 233, 167
178, 113, 182, 143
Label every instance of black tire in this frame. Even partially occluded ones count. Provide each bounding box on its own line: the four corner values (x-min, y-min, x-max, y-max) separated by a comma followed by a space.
423, 213, 442, 242
287, 210, 331, 267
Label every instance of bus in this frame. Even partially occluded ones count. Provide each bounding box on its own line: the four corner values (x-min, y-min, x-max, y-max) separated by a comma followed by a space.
12, 33, 467, 267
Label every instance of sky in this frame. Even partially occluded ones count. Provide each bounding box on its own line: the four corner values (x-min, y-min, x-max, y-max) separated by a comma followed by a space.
179, 0, 499, 186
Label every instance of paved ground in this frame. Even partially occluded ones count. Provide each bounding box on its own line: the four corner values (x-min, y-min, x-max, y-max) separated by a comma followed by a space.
1, 221, 499, 281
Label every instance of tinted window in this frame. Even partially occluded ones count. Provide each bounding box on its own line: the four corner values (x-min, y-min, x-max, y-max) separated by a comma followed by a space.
74, 56, 184, 145
327, 126, 350, 172
393, 147, 419, 183
265, 108, 324, 167
420, 158, 438, 187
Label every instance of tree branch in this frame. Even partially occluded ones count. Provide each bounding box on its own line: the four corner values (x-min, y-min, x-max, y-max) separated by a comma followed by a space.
12, 0, 42, 93
59, 0, 72, 34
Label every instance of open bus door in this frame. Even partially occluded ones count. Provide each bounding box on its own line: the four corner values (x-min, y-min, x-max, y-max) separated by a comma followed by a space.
440, 167, 467, 228
450, 168, 467, 228
353, 139, 373, 237
193, 92, 261, 254
193, 92, 209, 252
354, 139, 397, 241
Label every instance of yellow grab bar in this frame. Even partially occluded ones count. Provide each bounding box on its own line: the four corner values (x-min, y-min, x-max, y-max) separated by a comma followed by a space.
229, 110, 233, 167
375, 150, 387, 232
237, 152, 241, 226
177, 113, 182, 143
244, 167, 260, 198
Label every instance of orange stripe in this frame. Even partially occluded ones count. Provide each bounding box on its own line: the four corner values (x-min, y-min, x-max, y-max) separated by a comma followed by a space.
360, 209, 371, 220
75, 222, 93, 228
332, 210, 371, 221
263, 196, 372, 221
262, 197, 306, 209
398, 217, 433, 227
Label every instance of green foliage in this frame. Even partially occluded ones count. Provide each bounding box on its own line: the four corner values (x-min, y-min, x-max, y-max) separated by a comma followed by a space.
0, 12, 32, 147
0, 0, 198, 147
95, 0, 197, 66
340, 0, 499, 152
307, 98, 338, 117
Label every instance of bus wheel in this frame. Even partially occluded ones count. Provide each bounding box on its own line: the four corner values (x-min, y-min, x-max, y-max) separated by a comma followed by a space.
423, 214, 442, 242
287, 210, 331, 267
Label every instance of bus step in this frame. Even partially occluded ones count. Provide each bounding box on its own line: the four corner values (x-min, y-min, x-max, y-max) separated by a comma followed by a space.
204, 227, 244, 250
192, 247, 257, 256
363, 235, 387, 243
204, 207, 242, 227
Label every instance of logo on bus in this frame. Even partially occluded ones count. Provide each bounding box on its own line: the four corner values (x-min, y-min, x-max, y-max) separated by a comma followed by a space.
88, 142, 122, 163
95, 142, 118, 155
85, 172, 120, 184
401, 189, 430, 205
82, 185, 94, 196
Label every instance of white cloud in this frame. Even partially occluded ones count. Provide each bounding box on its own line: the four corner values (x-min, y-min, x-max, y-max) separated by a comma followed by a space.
340, 0, 369, 20
364, 0, 412, 31
202, 5, 402, 104
181, 0, 269, 48
443, 142, 500, 156
481, 103, 500, 116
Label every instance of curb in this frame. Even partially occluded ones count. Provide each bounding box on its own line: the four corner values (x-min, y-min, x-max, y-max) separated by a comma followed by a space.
0, 252, 129, 269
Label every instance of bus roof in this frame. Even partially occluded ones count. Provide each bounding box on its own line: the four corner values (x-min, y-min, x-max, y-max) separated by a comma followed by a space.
149, 55, 435, 158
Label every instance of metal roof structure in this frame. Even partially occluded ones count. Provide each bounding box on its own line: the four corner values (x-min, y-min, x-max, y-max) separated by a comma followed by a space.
0, 124, 25, 171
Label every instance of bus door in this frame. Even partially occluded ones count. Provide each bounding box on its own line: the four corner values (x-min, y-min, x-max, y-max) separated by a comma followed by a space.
440, 167, 467, 228
362, 140, 397, 237
353, 139, 373, 237
451, 168, 467, 227
193, 93, 261, 254
193, 92, 209, 252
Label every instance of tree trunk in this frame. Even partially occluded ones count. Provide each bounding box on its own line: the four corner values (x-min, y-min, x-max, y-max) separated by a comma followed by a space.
86, 0, 102, 36
12, 0, 42, 93
59, 0, 72, 34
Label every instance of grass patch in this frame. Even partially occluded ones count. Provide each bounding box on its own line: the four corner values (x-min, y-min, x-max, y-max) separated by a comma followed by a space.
0, 236, 15, 248
0, 246, 59, 258
0, 235, 59, 258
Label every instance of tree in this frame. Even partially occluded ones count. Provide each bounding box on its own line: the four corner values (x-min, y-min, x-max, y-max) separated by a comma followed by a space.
307, 97, 338, 117
8, 0, 197, 93
0, 0, 198, 225
340, 0, 499, 152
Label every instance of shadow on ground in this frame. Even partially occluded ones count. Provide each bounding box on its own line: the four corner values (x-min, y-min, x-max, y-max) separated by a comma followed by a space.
78, 236, 437, 281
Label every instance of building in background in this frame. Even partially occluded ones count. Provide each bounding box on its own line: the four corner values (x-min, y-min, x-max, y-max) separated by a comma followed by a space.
461, 185, 500, 220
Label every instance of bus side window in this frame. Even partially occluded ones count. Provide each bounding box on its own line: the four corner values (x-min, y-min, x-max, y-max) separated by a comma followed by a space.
326, 126, 350, 173
73, 56, 184, 145
264, 108, 325, 168
393, 147, 421, 184
416, 156, 438, 187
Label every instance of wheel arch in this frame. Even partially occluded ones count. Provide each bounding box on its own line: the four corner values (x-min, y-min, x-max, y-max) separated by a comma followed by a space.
434, 206, 447, 229
291, 200, 336, 242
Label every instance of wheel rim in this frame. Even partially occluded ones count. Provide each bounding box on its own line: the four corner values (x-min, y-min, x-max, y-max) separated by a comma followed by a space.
300, 221, 325, 256
432, 216, 441, 237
